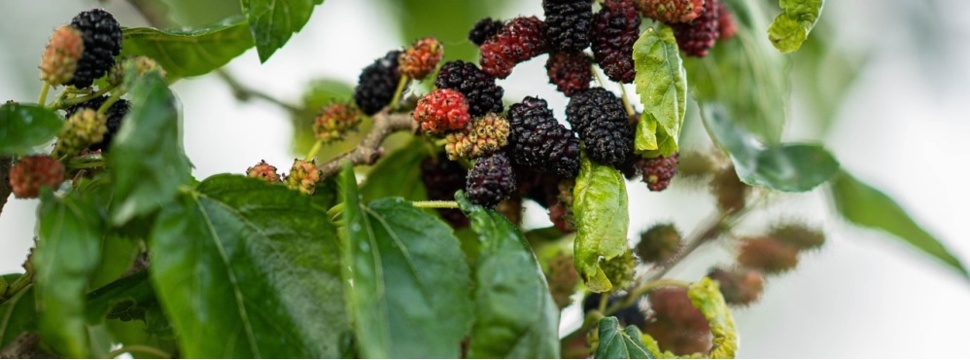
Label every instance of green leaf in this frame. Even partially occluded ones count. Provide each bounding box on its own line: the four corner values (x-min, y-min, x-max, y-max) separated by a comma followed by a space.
767, 0, 825, 53
456, 192, 560, 359
337, 164, 472, 358
0, 276, 36, 349
121, 17, 254, 79
685, 0, 788, 143
108, 72, 192, 225
241, 0, 325, 63
633, 27, 687, 157
0, 103, 63, 155
573, 155, 629, 292
829, 171, 969, 279
149, 175, 348, 358
360, 139, 429, 202
595, 317, 654, 359
34, 190, 105, 358
701, 105, 839, 192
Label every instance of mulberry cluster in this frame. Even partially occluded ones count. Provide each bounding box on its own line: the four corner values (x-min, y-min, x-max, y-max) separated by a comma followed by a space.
54, 108, 107, 158
707, 267, 764, 306
313, 102, 361, 143
644, 286, 714, 355
246, 160, 282, 184
545, 253, 580, 309
66, 9, 123, 88
39, 26, 84, 86
468, 18, 504, 46
466, 152, 516, 207
635, 0, 705, 23
566, 88, 634, 167
543, 0, 594, 52
545, 52, 591, 96
638, 153, 679, 191
284, 159, 320, 195
480, 16, 548, 79
421, 155, 469, 228
413, 89, 471, 134
669, 0, 720, 57
637, 222, 681, 263
507, 96, 581, 179
444, 113, 510, 160
435, 61, 504, 117
64, 96, 130, 151
592, 0, 641, 83
354, 50, 402, 115
398, 37, 443, 80
8, 155, 65, 199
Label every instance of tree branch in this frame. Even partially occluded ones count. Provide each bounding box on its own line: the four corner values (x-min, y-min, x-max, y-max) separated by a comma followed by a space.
0, 333, 39, 359
317, 111, 415, 179
215, 69, 301, 113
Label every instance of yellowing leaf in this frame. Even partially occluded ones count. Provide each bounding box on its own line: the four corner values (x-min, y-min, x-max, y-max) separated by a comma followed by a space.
768, 0, 825, 53
633, 27, 687, 157
573, 155, 629, 292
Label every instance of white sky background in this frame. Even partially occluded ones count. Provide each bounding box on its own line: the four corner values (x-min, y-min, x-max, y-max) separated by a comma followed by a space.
1, 0, 969, 357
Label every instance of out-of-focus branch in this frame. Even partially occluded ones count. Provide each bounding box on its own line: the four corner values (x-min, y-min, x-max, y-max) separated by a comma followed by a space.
215, 69, 302, 113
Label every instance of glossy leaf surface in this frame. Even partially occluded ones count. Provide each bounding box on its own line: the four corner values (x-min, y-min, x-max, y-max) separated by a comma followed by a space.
0, 103, 63, 155
595, 317, 654, 359
457, 192, 560, 359
633, 27, 687, 157
122, 18, 254, 79
337, 165, 472, 358
108, 72, 192, 225
150, 175, 347, 358
241, 0, 325, 62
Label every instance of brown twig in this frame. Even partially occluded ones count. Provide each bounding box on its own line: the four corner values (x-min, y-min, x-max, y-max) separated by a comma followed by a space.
316, 111, 415, 179
215, 69, 302, 113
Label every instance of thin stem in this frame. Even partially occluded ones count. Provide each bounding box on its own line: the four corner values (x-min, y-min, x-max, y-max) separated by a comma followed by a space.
38, 82, 51, 106
0, 274, 33, 305
591, 65, 606, 88
51, 84, 114, 109
411, 200, 459, 209
597, 290, 610, 314
216, 69, 301, 113
305, 139, 324, 161
107, 344, 172, 359
97, 91, 124, 115
604, 279, 689, 316
618, 84, 636, 117
389, 76, 409, 111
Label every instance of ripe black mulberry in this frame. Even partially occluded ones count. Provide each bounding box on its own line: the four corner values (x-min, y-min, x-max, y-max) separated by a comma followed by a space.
545, 51, 591, 96
507, 96, 581, 179
466, 152, 516, 207
565, 88, 634, 167
66, 9, 123, 88
670, 0, 720, 57
64, 96, 129, 152
592, 0, 641, 83
435, 61, 504, 117
469, 18, 504, 46
421, 155, 470, 228
543, 0, 594, 52
354, 50, 402, 115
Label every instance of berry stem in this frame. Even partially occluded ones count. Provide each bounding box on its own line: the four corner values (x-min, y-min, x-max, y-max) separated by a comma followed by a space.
410, 200, 460, 209
596, 290, 610, 313
590, 65, 606, 88
98, 91, 125, 115
604, 278, 690, 316
107, 345, 172, 359
618, 84, 636, 117
305, 139, 324, 161
37, 82, 51, 106
388, 75, 410, 111
0, 272, 33, 305
51, 84, 115, 109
